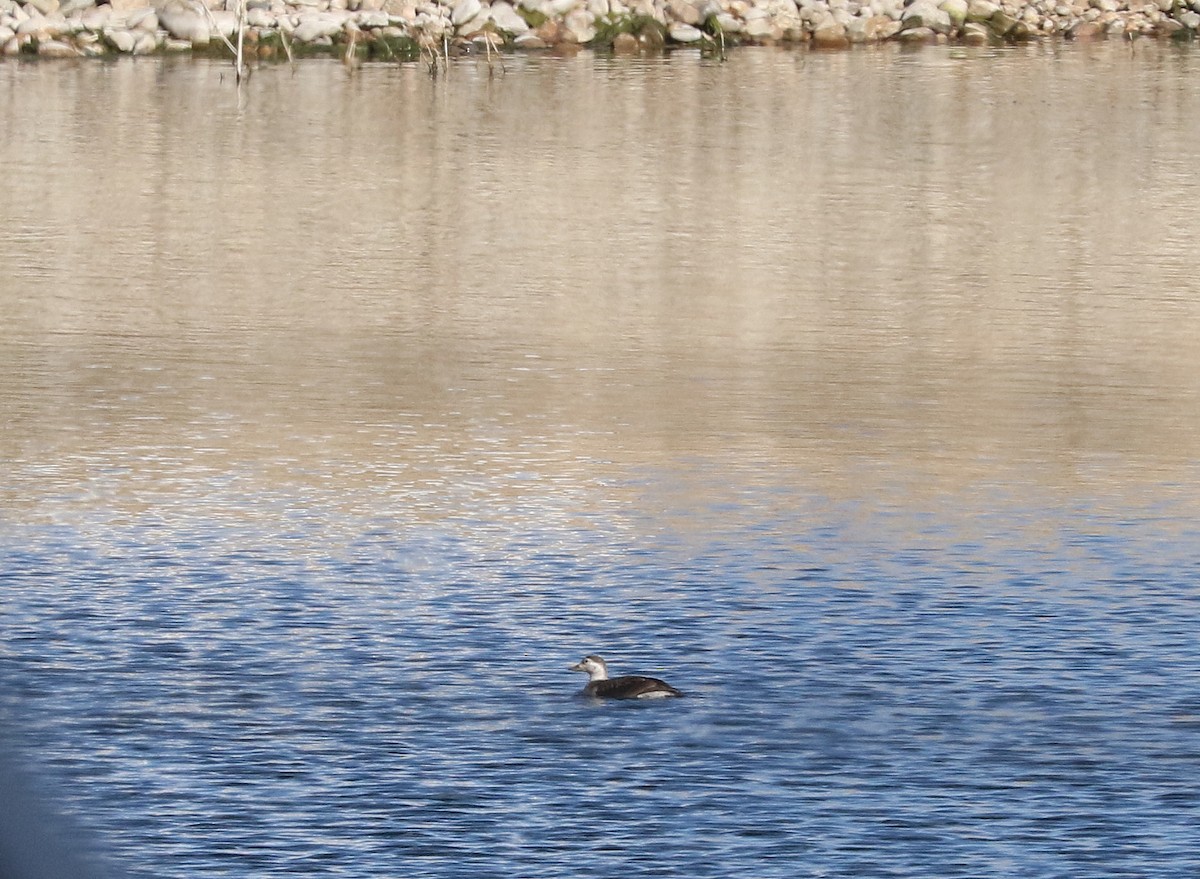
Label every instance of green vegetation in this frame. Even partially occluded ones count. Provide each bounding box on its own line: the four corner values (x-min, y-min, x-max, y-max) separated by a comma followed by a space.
592, 13, 667, 46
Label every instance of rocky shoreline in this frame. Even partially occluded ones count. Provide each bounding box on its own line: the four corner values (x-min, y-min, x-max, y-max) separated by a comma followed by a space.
2, 0, 1197, 61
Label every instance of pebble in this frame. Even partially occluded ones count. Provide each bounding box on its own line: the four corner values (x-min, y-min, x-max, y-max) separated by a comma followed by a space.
0, 0, 1192, 60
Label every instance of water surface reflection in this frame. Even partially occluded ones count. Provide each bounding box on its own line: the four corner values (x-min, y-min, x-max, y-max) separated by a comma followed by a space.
2, 43, 1200, 879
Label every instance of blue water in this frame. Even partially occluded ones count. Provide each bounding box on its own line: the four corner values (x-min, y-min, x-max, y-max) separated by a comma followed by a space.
4, 44, 1200, 879
5, 469, 1200, 878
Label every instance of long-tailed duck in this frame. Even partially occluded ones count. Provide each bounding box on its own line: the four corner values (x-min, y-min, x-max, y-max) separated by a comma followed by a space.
569, 655, 682, 699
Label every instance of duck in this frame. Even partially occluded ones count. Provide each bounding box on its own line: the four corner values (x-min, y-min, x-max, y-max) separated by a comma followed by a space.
569, 655, 682, 700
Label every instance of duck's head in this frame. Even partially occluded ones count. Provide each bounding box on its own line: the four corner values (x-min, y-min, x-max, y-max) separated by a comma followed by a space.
569, 655, 609, 681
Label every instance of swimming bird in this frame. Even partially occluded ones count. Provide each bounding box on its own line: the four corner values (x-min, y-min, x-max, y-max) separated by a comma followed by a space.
569, 655, 682, 700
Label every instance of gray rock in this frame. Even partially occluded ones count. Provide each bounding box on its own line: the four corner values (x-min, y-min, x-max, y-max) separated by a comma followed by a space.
988, 7, 1016, 31
667, 19, 702, 38
457, 7, 490, 29
16, 13, 46, 33
901, 0, 951, 29
77, 37, 107, 54
37, 35, 76, 52
960, 17, 989, 37
667, 0, 699, 22
127, 7, 158, 29
58, 0, 94, 15
938, 0, 967, 24
742, 16, 776, 36
965, 0, 997, 19
1179, 9, 1200, 26
844, 13, 869, 38
489, 1, 529, 32
208, 8, 237, 35
104, 26, 135, 49
713, 11, 741, 30
292, 15, 337, 39
449, 0, 478, 24
872, 13, 901, 33
79, 5, 110, 27
156, 0, 209, 41
811, 19, 849, 43
562, 6, 593, 38
612, 28, 637, 49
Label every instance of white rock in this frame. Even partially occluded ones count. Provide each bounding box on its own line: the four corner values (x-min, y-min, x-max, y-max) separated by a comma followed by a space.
543, 0, 577, 14
292, 11, 343, 37
901, 0, 951, 30
26, 0, 60, 15
586, 0, 607, 13
457, 6, 489, 28
741, 14, 774, 33
631, 0, 663, 21
132, 29, 157, 50
356, 8, 387, 24
489, 0, 528, 31
938, 0, 966, 23
713, 10, 741, 28
156, 0, 210, 41
246, 6, 274, 24
104, 25, 135, 48
209, 8, 237, 34
0, 23, 13, 40
127, 6, 157, 29
449, 0, 478, 22
667, 19, 702, 37
563, 6, 593, 38
16, 13, 45, 33
667, 0, 700, 22
79, 4, 109, 27
965, 0, 997, 18
37, 36, 76, 53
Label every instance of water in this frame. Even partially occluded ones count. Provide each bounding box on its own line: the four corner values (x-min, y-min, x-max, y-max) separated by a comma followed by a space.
3, 43, 1200, 879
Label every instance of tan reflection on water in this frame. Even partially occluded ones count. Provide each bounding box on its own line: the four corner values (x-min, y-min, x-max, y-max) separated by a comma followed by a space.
2, 45, 1199, 510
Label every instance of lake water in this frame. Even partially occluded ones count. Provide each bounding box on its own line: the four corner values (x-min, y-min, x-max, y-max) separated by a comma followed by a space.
3, 42, 1200, 879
